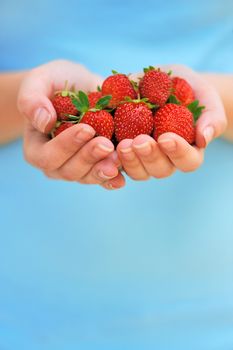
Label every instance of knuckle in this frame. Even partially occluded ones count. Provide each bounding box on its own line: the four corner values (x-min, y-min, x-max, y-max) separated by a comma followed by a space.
182, 157, 204, 173
37, 157, 51, 171
43, 170, 55, 179
219, 118, 228, 134
127, 173, 150, 181
23, 150, 35, 166
153, 168, 175, 179
23, 144, 37, 167
59, 168, 77, 182
17, 93, 30, 112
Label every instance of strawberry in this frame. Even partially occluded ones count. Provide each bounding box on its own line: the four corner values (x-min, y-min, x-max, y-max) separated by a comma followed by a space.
88, 91, 102, 108
102, 71, 137, 108
81, 110, 114, 139
53, 122, 74, 137
114, 101, 154, 142
153, 103, 195, 144
139, 67, 172, 107
72, 91, 114, 139
172, 77, 195, 106
52, 83, 78, 120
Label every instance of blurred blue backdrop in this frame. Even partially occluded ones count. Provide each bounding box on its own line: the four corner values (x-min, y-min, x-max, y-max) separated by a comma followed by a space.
0, 0, 233, 349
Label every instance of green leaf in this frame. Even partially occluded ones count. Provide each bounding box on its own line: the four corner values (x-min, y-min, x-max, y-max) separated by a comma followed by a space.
78, 91, 89, 109
187, 100, 198, 111
95, 95, 112, 109
111, 69, 119, 75
143, 66, 155, 73
124, 96, 133, 102
167, 94, 181, 105
97, 85, 101, 92
130, 79, 139, 91
71, 97, 87, 113
187, 100, 205, 122
63, 114, 80, 121
167, 70, 173, 76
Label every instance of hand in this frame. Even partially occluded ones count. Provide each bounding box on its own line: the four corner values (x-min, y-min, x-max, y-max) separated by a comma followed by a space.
117, 64, 227, 180
17, 60, 125, 189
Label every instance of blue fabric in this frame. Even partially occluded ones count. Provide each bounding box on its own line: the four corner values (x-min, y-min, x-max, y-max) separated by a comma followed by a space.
0, 1, 233, 349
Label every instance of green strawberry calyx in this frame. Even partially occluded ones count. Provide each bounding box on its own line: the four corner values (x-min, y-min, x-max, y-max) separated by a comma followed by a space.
187, 100, 205, 122
54, 80, 77, 98
121, 96, 157, 110
111, 69, 120, 75
50, 120, 77, 138
167, 94, 181, 105
167, 95, 205, 122
143, 66, 172, 77
143, 65, 156, 73
71, 91, 112, 120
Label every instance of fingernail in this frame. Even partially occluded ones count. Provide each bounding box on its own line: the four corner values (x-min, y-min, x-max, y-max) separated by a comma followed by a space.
97, 143, 113, 152
75, 126, 95, 142
33, 108, 52, 132
120, 147, 132, 154
98, 170, 116, 180
105, 183, 116, 190
133, 141, 152, 155
109, 152, 121, 167
203, 126, 214, 146
159, 138, 176, 152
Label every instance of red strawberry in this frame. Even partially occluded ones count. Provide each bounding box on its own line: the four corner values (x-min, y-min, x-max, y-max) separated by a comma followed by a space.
139, 67, 172, 107
53, 122, 74, 137
114, 102, 154, 142
172, 77, 195, 106
71, 91, 114, 139
102, 72, 137, 108
81, 110, 114, 139
153, 103, 195, 144
88, 91, 102, 108
52, 82, 78, 120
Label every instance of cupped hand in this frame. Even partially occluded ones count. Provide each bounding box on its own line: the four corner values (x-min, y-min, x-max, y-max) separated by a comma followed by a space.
17, 60, 125, 189
117, 64, 227, 180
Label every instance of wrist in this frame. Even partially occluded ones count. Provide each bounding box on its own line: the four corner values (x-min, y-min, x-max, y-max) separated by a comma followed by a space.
0, 71, 27, 144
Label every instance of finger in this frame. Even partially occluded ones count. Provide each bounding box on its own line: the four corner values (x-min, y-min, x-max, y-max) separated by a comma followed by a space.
132, 135, 175, 178
56, 137, 114, 181
17, 60, 104, 134
194, 80, 227, 148
17, 70, 57, 133
163, 65, 227, 148
158, 132, 204, 172
80, 158, 119, 184
40, 60, 104, 92
117, 139, 149, 180
24, 122, 96, 170
105, 150, 122, 169
100, 172, 126, 190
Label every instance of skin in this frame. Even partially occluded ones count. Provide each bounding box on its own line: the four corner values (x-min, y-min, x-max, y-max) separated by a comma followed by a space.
0, 60, 232, 189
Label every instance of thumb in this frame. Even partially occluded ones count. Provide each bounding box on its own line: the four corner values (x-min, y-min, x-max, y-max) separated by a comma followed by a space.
17, 71, 57, 133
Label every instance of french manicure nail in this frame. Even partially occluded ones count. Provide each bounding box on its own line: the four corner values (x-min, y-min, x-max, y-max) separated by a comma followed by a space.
159, 138, 176, 152
33, 108, 52, 132
203, 126, 214, 146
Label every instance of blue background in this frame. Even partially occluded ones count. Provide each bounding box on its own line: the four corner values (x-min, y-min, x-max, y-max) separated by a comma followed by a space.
0, 0, 233, 349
